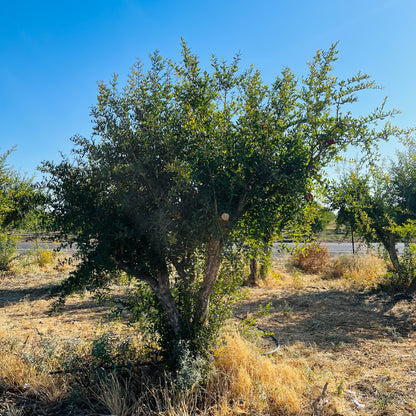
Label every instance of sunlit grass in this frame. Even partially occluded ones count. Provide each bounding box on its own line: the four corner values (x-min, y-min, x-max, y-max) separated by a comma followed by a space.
327, 253, 387, 289
0, 252, 415, 415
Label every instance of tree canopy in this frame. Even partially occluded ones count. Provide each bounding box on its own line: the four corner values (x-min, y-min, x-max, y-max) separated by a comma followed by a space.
0, 149, 38, 230
328, 168, 371, 253
329, 144, 416, 290
42, 41, 404, 363
0, 149, 40, 269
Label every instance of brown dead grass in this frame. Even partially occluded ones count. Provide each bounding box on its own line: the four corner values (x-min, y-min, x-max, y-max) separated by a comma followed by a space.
235, 257, 416, 415
327, 254, 387, 289
292, 243, 331, 275
211, 329, 305, 415
0, 253, 415, 415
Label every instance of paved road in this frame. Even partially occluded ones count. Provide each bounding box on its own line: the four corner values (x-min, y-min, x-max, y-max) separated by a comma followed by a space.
18, 241, 405, 257
17, 241, 76, 253
273, 242, 405, 257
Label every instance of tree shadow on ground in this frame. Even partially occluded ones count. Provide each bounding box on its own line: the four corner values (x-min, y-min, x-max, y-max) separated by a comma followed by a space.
234, 288, 415, 349
0, 282, 110, 323
0, 283, 61, 307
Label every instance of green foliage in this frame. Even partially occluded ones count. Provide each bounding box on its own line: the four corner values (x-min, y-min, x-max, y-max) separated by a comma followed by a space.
108, 249, 245, 357
380, 245, 416, 291
90, 331, 136, 369
328, 167, 371, 247
0, 232, 17, 271
173, 340, 213, 393
237, 302, 275, 344
109, 279, 174, 351
42, 41, 404, 365
60, 331, 141, 378
310, 203, 336, 234
0, 149, 40, 231
0, 149, 41, 270
329, 144, 416, 290
256, 245, 273, 280
245, 241, 273, 285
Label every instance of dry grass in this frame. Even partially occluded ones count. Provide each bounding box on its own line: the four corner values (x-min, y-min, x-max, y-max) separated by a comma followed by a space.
327, 254, 387, 289
0, 344, 69, 402
8, 244, 61, 274
92, 372, 139, 416
292, 243, 330, 275
234, 258, 416, 415
211, 329, 305, 415
1, 252, 415, 415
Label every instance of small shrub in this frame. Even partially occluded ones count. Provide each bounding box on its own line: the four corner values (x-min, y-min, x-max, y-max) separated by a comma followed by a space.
174, 340, 212, 393
236, 302, 274, 345
292, 242, 330, 274
90, 330, 140, 369
36, 247, 54, 267
379, 246, 416, 291
0, 232, 17, 271
29, 245, 55, 268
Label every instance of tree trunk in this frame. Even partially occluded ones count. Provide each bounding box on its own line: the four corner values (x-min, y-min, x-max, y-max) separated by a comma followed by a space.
385, 234, 400, 270
260, 245, 272, 279
247, 258, 258, 286
111, 257, 181, 338
111, 256, 181, 339
194, 237, 222, 326
351, 230, 355, 255
407, 275, 416, 292
151, 269, 181, 337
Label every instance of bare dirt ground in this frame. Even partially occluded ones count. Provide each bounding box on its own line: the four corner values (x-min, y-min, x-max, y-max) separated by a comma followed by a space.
234, 263, 416, 415
1, 257, 416, 415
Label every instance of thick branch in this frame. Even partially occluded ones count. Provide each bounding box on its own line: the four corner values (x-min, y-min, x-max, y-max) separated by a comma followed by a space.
111, 256, 181, 337
194, 237, 222, 325
153, 269, 181, 337
374, 230, 400, 269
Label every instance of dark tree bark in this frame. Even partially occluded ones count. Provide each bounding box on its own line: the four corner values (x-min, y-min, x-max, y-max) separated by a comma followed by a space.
152, 269, 181, 337
407, 276, 416, 293
248, 258, 259, 286
112, 255, 181, 337
194, 238, 222, 326
383, 234, 400, 270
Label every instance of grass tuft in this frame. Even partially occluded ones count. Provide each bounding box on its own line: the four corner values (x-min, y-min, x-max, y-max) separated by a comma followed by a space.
211, 329, 305, 415
292, 243, 330, 274
0, 337, 69, 402
327, 254, 386, 288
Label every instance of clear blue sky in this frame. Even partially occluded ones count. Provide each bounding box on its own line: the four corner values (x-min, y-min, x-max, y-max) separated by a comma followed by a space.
1, 0, 415, 179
